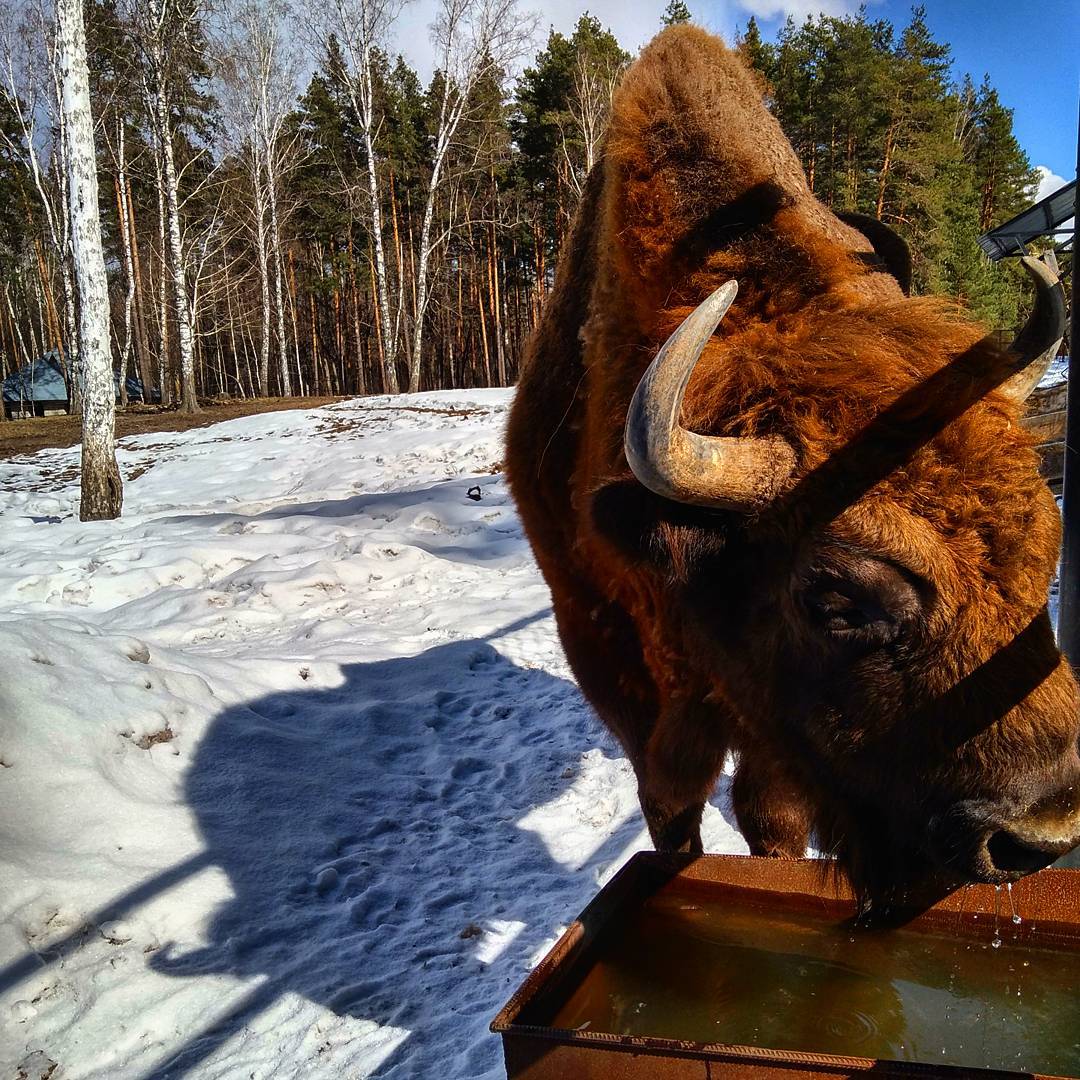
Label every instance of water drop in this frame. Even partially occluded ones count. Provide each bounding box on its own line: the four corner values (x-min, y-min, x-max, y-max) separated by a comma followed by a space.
991, 936, 1002, 949
1007, 883, 1022, 925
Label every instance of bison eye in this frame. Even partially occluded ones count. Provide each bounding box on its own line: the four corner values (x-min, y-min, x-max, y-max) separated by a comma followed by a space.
803, 583, 899, 643
798, 551, 929, 648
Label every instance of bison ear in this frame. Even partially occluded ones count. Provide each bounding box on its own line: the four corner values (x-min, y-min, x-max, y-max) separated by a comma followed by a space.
590, 479, 729, 569
591, 480, 671, 567
838, 211, 912, 296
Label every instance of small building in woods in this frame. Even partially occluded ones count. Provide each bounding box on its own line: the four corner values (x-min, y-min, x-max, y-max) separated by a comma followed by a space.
3, 351, 151, 419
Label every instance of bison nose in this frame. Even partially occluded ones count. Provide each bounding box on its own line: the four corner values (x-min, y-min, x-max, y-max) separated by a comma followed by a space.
985, 783, 1080, 876
985, 826, 1080, 875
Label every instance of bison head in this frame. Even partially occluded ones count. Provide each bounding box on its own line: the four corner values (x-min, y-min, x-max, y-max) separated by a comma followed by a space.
615, 261, 1079, 901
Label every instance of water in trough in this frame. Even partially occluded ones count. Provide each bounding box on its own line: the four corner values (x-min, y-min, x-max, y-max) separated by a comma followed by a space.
549, 886, 1080, 1073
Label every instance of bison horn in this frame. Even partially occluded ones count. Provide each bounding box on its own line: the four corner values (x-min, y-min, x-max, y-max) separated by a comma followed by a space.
623, 281, 797, 511
999, 255, 1067, 404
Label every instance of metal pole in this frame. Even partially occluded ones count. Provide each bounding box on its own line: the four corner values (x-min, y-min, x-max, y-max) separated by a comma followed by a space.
1056, 95, 1080, 663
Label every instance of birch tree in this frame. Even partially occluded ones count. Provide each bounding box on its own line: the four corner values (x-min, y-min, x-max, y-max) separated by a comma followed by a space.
122, 0, 208, 413
406, 0, 524, 392
0, 2, 78, 390
561, 37, 622, 197
304, 0, 403, 393
57, 0, 122, 518
215, 0, 300, 396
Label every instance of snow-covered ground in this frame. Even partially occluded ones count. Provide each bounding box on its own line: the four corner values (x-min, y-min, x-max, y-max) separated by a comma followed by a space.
0, 391, 747, 1080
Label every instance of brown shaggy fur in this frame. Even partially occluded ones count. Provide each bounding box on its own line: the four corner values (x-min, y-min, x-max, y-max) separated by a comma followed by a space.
506, 27, 1080, 901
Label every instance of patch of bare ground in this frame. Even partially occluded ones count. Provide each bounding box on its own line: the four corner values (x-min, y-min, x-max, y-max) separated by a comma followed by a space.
120, 725, 175, 750
315, 403, 489, 439
0, 395, 347, 460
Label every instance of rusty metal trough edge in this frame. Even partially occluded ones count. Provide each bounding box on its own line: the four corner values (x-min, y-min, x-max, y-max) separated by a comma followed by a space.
490, 852, 1080, 1080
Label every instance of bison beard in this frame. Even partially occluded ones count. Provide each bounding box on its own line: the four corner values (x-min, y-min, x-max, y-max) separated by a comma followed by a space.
506, 26, 1080, 908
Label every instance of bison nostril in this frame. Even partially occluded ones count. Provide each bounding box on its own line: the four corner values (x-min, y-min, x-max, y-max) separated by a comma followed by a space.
986, 829, 1072, 875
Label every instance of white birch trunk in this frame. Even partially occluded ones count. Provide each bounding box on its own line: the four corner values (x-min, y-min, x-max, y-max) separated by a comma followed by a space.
59, 253, 77, 405
154, 146, 171, 404
115, 123, 135, 402
50, 40, 80, 410
57, 0, 122, 519
157, 85, 199, 413
408, 98, 457, 393
362, 111, 397, 394
253, 156, 272, 395
265, 160, 291, 396
312, 0, 401, 391
5, 284, 32, 367
406, 0, 524, 392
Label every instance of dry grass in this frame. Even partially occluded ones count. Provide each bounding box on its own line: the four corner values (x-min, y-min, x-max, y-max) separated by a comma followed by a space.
119, 725, 175, 751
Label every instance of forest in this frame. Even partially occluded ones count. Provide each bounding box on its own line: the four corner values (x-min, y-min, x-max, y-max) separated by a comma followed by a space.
0, 0, 1043, 412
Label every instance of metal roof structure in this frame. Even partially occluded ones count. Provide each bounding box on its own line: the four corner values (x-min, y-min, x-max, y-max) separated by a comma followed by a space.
978, 179, 1076, 260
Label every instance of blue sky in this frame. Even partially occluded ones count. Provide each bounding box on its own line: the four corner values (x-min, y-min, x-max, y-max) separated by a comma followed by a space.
393, 0, 1077, 194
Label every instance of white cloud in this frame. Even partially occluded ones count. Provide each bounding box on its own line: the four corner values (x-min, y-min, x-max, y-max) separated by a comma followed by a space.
1035, 165, 1068, 203
1033, 166, 1073, 239
733, 0, 863, 20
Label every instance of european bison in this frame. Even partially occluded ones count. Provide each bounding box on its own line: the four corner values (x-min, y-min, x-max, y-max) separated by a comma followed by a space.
506, 26, 1078, 899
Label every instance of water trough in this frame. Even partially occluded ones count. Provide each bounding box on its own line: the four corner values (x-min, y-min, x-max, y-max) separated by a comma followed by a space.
492, 853, 1080, 1080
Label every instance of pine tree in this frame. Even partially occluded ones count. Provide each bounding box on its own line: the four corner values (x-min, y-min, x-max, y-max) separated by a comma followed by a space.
0, 95, 33, 282
736, 17, 773, 77
741, 7, 1036, 320
872, 8, 958, 291
290, 51, 362, 247
969, 77, 1036, 232
512, 15, 628, 247
815, 14, 892, 211
661, 0, 692, 26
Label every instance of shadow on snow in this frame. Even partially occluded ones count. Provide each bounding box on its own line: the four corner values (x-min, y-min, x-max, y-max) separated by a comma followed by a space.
140, 610, 641, 1078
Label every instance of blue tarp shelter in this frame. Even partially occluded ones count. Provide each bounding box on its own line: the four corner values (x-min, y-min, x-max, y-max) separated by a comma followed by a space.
3, 350, 150, 417
3, 351, 69, 417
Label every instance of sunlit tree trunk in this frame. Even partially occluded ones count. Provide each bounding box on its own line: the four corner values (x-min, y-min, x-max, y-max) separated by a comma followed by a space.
153, 149, 171, 405
253, 159, 272, 394
113, 123, 136, 400
157, 81, 199, 412
266, 160, 291, 395
57, 0, 122, 519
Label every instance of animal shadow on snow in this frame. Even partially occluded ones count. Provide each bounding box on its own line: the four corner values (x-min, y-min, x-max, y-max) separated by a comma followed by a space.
146, 617, 644, 1079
